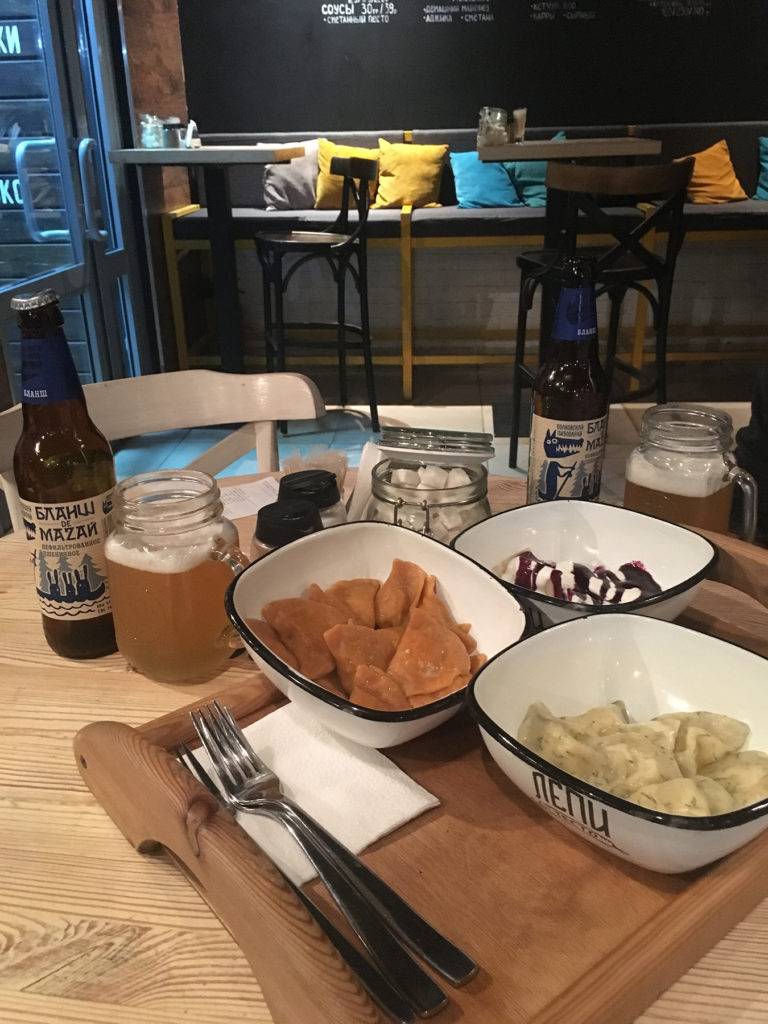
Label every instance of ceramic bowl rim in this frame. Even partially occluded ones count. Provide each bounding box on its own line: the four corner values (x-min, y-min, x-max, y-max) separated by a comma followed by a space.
451, 501, 718, 614
467, 614, 768, 832
225, 519, 532, 724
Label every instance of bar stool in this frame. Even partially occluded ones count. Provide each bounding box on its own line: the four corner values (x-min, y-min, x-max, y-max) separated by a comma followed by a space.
509, 158, 694, 467
255, 156, 380, 432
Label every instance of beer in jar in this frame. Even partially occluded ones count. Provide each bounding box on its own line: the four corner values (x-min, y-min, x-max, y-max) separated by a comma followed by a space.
12, 290, 117, 658
526, 257, 609, 502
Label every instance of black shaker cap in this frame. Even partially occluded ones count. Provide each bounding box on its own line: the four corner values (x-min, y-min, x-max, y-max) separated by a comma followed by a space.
255, 499, 323, 548
278, 469, 341, 510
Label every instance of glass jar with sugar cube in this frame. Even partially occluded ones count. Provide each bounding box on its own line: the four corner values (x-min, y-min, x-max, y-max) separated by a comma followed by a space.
365, 459, 491, 544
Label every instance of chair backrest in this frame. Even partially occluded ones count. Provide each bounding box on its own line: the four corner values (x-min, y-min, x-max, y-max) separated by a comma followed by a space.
544, 158, 695, 280
329, 155, 378, 240
0, 369, 325, 533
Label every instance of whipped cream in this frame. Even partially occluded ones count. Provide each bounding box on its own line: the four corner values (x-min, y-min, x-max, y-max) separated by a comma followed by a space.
499, 550, 661, 606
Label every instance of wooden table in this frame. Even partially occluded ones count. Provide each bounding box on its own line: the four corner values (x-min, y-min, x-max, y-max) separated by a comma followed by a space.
109, 146, 304, 374
2, 475, 767, 1023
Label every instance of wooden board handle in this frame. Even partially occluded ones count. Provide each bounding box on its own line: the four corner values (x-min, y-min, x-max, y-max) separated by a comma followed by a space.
74, 720, 386, 1024
702, 528, 768, 609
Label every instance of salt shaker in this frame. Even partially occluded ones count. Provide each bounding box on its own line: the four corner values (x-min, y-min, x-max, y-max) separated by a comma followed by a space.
251, 499, 323, 560
278, 469, 347, 527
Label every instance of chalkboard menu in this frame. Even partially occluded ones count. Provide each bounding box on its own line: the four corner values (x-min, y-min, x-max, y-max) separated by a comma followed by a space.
179, 0, 767, 132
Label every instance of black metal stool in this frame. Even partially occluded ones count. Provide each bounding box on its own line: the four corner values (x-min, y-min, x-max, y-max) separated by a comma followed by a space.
509, 158, 694, 467
255, 156, 380, 432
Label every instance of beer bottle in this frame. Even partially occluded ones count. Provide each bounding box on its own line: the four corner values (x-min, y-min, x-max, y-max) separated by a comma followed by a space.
12, 290, 117, 658
526, 257, 608, 503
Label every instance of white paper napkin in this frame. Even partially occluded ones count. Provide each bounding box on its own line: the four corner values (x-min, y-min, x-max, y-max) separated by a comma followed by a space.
193, 703, 439, 885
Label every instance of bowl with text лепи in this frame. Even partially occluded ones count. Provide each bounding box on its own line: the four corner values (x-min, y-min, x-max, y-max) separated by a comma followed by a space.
226, 520, 529, 747
451, 500, 717, 627
468, 612, 768, 874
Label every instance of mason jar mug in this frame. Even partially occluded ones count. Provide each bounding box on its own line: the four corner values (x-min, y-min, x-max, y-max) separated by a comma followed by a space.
105, 470, 249, 683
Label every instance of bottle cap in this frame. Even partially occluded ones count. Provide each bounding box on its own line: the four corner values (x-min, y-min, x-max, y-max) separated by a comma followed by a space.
10, 289, 60, 311
255, 499, 323, 548
278, 470, 341, 510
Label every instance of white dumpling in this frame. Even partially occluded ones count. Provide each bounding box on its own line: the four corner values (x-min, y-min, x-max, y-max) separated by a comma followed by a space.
561, 704, 628, 739
629, 776, 734, 817
655, 711, 749, 775
518, 702, 611, 787
702, 750, 768, 809
597, 722, 682, 795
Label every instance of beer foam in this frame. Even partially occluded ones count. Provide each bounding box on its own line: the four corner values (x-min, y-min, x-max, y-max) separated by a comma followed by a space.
105, 526, 223, 574
626, 455, 728, 498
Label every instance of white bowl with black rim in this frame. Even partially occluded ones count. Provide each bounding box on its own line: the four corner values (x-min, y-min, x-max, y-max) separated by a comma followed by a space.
451, 500, 717, 627
226, 520, 529, 748
468, 613, 768, 874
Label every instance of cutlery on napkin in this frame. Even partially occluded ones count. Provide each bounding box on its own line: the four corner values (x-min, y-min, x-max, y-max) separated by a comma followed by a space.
192, 702, 440, 885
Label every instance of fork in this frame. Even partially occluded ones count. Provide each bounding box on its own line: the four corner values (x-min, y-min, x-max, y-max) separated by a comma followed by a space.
191, 703, 450, 1018
176, 742, 415, 1024
197, 702, 477, 986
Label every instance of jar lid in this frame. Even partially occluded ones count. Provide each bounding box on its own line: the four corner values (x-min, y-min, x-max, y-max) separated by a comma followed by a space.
11, 289, 59, 311
377, 426, 495, 465
255, 499, 323, 547
278, 469, 341, 509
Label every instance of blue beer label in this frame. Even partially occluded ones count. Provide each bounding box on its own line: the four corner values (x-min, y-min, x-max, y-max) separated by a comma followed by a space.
552, 286, 598, 343
21, 335, 83, 404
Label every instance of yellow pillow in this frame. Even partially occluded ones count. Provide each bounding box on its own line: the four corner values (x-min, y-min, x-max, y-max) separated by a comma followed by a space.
372, 138, 449, 209
677, 140, 748, 204
315, 139, 379, 209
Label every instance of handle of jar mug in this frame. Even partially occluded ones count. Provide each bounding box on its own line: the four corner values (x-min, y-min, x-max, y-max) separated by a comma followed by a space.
211, 540, 251, 648
730, 466, 757, 544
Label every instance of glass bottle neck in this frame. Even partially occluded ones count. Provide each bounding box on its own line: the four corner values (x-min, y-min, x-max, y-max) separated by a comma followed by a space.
552, 284, 598, 346
19, 329, 87, 411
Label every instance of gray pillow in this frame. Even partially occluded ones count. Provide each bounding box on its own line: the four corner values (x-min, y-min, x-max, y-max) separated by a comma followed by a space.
262, 138, 320, 210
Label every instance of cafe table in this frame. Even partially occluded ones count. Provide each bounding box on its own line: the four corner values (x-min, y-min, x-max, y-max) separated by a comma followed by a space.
109, 145, 305, 375
2, 473, 768, 1023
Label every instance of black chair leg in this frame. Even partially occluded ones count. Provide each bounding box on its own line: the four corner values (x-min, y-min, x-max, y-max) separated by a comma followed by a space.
259, 248, 275, 373
605, 288, 625, 398
271, 255, 288, 434
357, 251, 379, 432
336, 258, 348, 407
654, 279, 673, 405
509, 272, 537, 469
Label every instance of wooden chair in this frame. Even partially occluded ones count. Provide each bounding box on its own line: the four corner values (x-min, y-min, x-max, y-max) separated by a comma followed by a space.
255, 156, 380, 432
509, 158, 695, 467
0, 369, 324, 533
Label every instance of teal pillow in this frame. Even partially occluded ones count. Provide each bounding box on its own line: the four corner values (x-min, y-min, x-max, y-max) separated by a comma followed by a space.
449, 150, 523, 208
755, 137, 768, 200
507, 131, 567, 207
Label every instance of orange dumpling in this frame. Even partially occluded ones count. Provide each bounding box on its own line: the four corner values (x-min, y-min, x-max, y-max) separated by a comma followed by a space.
306, 583, 362, 623
416, 574, 477, 654
323, 622, 401, 693
374, 559, 427, 628
348, 664, 410, 711
388, 606, 471, 698
245, 618, 300, 670
262, 598, 350, 680
326, 578, 380, 629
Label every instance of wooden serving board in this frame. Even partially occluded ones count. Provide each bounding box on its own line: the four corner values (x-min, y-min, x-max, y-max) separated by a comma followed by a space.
74, 527, 768, 1024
